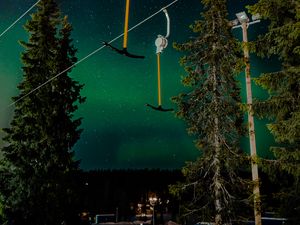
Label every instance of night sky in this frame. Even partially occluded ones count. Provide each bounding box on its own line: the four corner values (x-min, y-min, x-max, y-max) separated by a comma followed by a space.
0, 0, 276, 170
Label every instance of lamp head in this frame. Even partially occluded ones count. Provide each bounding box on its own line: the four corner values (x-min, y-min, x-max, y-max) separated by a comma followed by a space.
236, 11, 249, 23
252, 13, 261, 21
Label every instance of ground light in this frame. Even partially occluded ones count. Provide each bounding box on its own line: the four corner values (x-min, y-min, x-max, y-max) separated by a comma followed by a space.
149, 196, 158, 225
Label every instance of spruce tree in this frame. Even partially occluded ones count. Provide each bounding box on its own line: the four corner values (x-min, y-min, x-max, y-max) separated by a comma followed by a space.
0, 0, 85, 225
248, 0, 299, 223
173, 0, 248, 224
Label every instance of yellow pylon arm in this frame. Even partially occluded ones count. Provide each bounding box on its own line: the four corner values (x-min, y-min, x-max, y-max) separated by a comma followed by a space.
103, 0, 144, 58
123, 0, 130, 49
157, 53, 162, 106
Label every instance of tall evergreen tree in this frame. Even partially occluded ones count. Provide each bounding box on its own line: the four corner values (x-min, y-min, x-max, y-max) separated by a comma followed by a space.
172, 0, 248, 224
248, 0, 299, 223
0, 0, 85, 225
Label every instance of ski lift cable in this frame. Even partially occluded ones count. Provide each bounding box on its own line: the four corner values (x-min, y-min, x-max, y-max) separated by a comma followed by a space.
4, 0, 179, 110
0, 0, 41, 39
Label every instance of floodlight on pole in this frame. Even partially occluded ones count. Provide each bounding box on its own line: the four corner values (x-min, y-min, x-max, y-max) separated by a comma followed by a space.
232, 11, 261, 29
231, 11, 262, 225
236, 11, 249, 23
252, 14, 261, 22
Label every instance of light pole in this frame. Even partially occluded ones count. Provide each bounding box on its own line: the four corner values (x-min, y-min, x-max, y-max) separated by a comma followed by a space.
231, 11, 262, 225
149, 196, 158, 225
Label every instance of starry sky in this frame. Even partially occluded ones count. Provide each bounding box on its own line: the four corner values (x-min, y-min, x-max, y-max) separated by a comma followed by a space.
0, 0, 276, 170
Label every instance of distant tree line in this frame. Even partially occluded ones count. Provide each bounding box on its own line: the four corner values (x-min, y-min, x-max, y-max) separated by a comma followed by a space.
77, 169, 183, 221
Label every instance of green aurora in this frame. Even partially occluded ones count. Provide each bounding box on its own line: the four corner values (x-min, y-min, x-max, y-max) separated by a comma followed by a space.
0, 0, 276, 170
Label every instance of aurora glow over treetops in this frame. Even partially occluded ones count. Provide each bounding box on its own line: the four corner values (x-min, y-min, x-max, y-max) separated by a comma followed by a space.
0, 0, 275, 170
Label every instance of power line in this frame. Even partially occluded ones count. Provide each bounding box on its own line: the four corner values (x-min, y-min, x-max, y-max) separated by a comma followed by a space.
0, 0, 41, 39
5, 0, 179, 110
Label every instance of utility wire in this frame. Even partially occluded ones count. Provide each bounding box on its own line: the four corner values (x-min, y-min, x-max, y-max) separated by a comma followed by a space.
5, 0, 179, 110
0, 0, 41, 39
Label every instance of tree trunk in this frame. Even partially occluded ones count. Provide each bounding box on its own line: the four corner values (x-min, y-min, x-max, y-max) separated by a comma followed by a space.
212, 61, 222, 225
